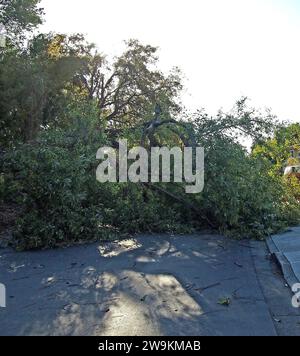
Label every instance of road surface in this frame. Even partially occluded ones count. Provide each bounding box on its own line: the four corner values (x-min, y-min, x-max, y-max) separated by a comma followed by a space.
0, 233, 299, 336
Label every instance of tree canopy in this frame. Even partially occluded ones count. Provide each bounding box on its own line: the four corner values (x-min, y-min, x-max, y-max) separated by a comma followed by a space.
253, 123, 300, 173
0, 0, 44, 45
0, 0, 299, 250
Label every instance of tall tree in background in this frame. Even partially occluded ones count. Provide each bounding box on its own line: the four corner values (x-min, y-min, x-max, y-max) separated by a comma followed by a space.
253, 123, 300, 174
0, 0, 45, 146
0, 33, 85, 146
0, 34, 184, 146
75, 39, 183, 128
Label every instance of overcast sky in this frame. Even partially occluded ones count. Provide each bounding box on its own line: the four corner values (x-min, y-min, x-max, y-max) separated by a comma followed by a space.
40, 0, 300, 122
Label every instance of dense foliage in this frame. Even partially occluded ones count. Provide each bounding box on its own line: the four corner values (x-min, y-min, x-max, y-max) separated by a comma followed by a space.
253, 123, 300, 204
1, 117, 191, 249
253, 123, 300, 173
1, 1, 299, 250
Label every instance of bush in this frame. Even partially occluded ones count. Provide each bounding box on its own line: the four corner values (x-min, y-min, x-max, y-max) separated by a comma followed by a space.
2, 118, 300, 250
1, 119, 188, 250
2, 122, 106, 249
196, 138, 300, 239
104, 183, 189, 234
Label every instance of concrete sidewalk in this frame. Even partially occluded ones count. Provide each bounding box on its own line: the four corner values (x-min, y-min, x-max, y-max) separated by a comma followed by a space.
267, 227, 300, 288
0, 233, 299, 336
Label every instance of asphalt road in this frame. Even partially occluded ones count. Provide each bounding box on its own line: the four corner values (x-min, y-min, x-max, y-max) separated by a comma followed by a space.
0, 233, 299, 336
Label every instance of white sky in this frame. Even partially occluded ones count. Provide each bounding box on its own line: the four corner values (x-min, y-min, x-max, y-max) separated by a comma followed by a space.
40, 0, 300, 122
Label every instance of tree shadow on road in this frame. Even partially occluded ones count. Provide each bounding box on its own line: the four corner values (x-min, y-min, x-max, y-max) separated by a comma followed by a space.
0, 234, 269, 336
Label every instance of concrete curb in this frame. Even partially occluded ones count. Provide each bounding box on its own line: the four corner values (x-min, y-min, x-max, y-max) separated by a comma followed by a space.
266, 235, 300, 289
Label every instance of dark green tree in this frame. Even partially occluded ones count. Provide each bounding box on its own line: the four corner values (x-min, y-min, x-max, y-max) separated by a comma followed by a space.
0, 0, 44, 45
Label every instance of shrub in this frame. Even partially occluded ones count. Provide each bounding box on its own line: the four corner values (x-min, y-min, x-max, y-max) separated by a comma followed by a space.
196, 138, 300, 238
2, 121, 109, 249
1, 119, 188, 250
2, 119, 300, 250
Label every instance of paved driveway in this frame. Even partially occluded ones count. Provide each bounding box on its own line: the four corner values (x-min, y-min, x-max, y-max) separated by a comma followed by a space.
0, 233, 299, 336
